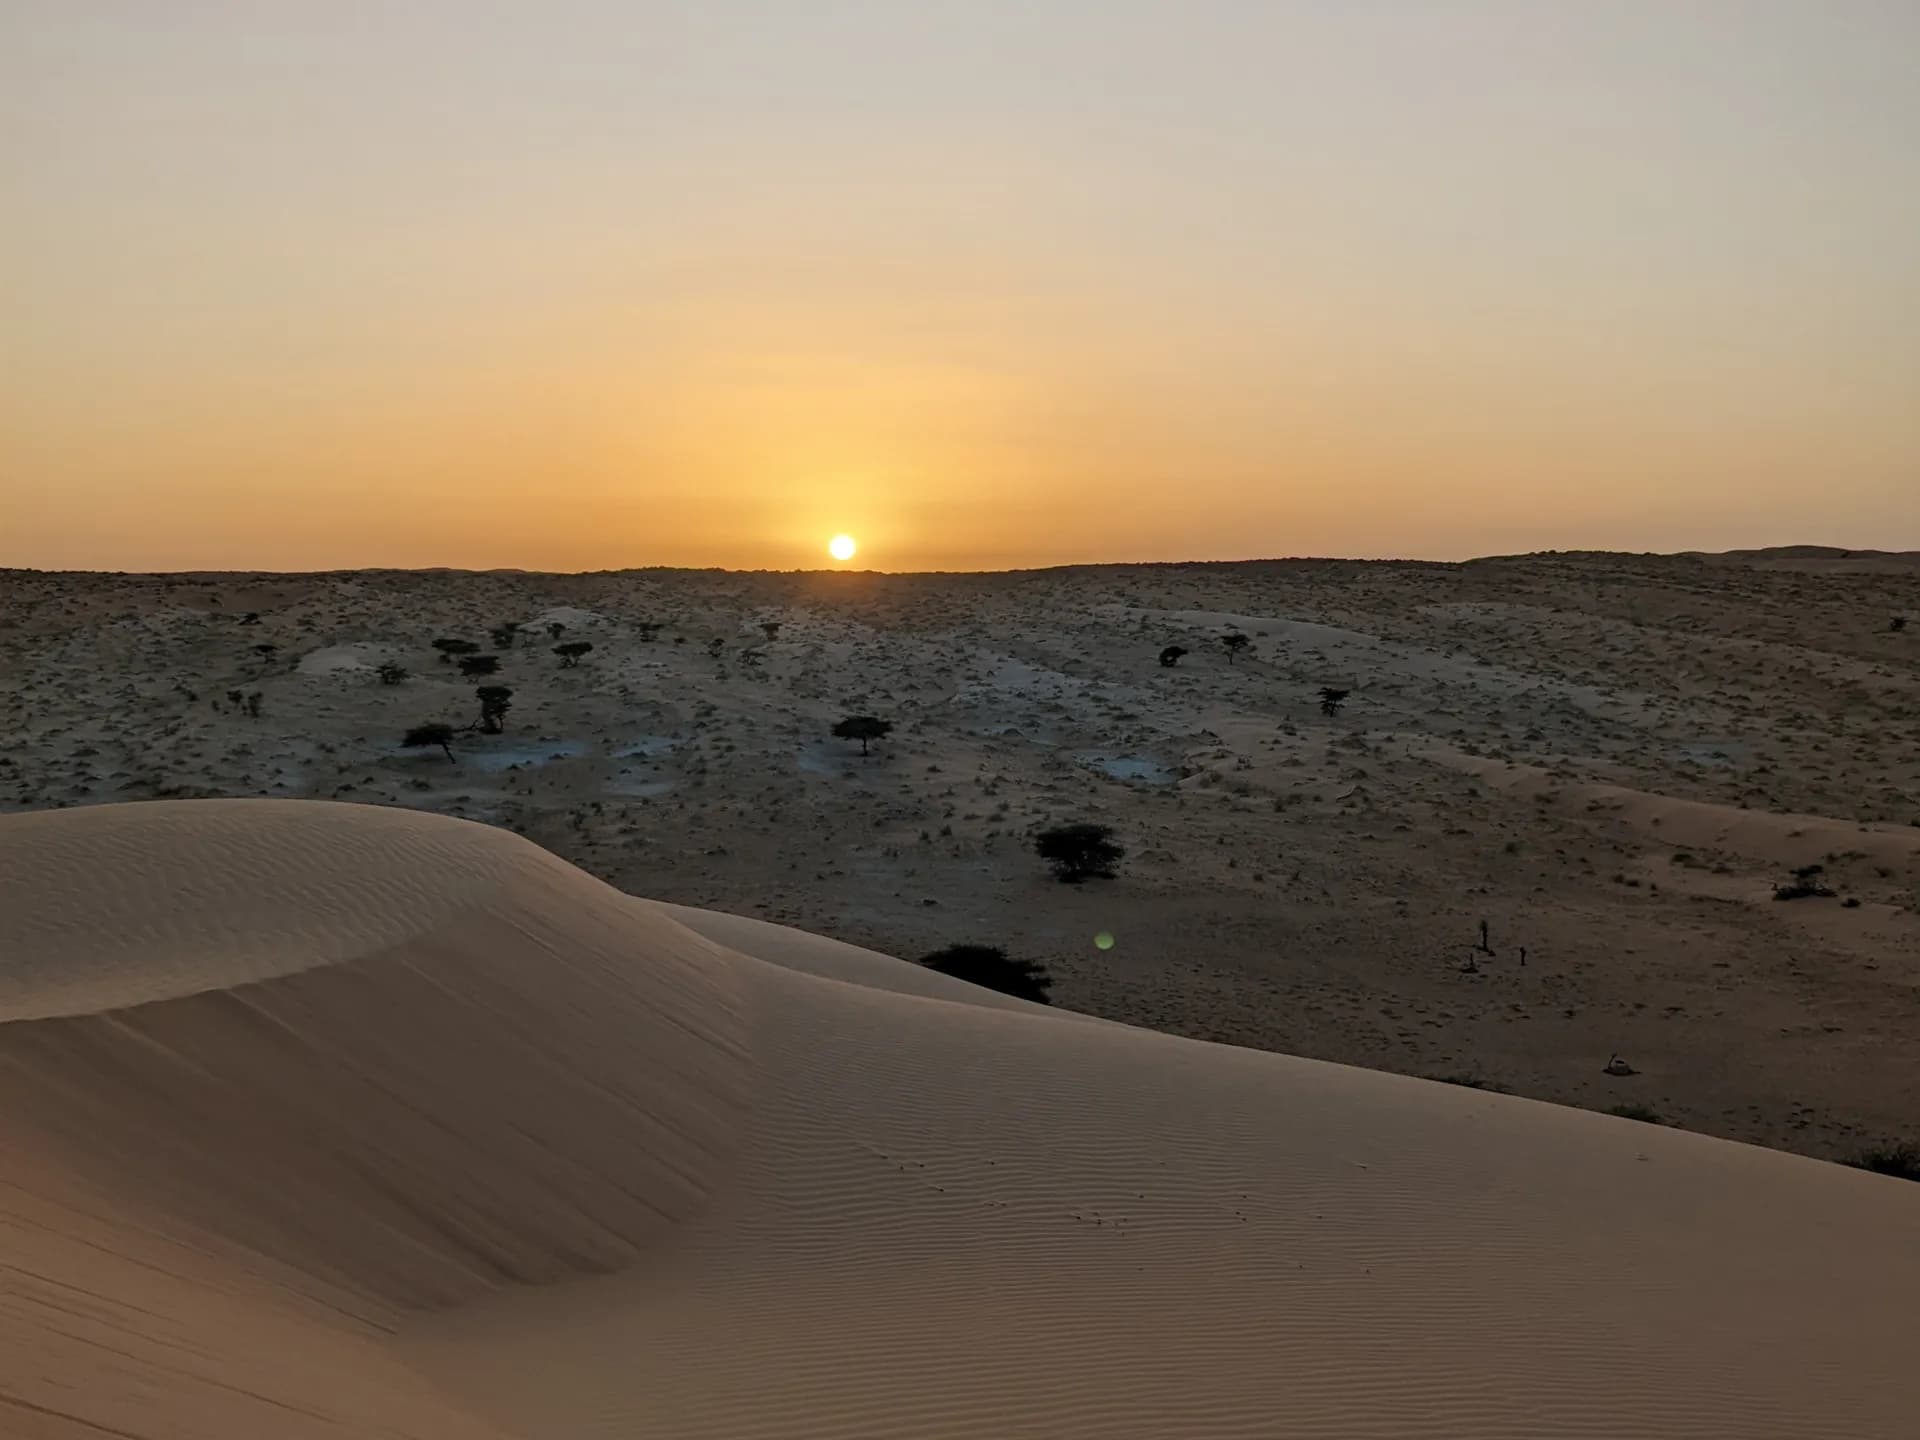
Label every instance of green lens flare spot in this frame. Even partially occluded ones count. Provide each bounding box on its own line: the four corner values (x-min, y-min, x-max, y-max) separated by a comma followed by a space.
1094, 931, 1115, 951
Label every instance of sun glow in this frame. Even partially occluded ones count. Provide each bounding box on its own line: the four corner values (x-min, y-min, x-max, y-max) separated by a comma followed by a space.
828, 534, 857, 562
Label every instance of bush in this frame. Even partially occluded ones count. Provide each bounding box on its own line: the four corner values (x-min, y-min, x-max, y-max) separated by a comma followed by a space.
433, 638, 478, 663
402, 723, 456, 762
1035, 822, 1123, 883
1605, 1104, 1664, 1124
554, 640, 593, 667
1773, 863, 1835, 900
1848, 1143, 1920, 1181
832, 714, 893, 755
376, 662, 408, 685
458, 653, 501, 678
919, 945, 1052, 1004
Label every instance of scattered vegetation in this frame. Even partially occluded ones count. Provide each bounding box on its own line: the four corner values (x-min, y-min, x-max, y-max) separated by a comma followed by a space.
1425, 1072, 1511, 1093
1158, 644, 1188, 667
458, 653, 501, 678
402, 722, 456, 762
1221, 632, 1250, 663
433, 637, 478, 663
489, 622, 521, 649
760, 621, 782, 642
1892, 615, 1908, 632
1035, 822, 1124, 883
554, 640, 593, 667
376, 662, 408, 686
1319, 686, 1350, 717
832, 714, 893, 755
919, 944, 1053, 1004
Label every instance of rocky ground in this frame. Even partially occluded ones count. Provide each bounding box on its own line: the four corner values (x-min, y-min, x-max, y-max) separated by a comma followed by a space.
3, 550, 1916, 1162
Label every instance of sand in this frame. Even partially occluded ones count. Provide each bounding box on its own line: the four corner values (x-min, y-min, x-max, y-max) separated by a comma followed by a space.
3, 799, 1917, 1438
2, 552, 1916, 1161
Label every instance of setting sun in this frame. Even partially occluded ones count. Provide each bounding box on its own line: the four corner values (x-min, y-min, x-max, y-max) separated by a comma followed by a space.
828, 534, 857, 562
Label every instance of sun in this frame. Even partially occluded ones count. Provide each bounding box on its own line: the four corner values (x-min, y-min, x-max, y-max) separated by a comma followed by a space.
828, 534, 857, 562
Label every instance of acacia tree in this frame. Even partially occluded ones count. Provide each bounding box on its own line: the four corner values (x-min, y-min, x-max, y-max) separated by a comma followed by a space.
1318, 686, 1350, 717
1222, 632, 1250, 664
1034, 823, 1124, 883
403, 722, 457, 762
433, 638, 478, 664
489, 622, 521, 649
832, 714, 893, 755
919, 945, 1053, 1004
1158, 644, 1188, 668
458, 653, 501, 678
474, 685, 513, 734
554, 640, 593, 667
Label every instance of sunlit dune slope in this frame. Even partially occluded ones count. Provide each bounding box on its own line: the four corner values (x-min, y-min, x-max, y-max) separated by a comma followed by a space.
2, 801, 1916, 1439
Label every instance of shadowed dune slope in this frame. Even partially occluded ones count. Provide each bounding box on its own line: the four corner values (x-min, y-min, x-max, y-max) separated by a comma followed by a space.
2, 801, 1917, 1439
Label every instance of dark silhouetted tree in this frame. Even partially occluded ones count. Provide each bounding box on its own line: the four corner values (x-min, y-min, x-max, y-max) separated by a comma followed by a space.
832, 714, 893, 755
252, 643, 278, 662
636, 621, 663, 642
548, 621, 567, 640
376, 662, 408, 685
920, 945, 1053, 1004
474, 684, 513, 734
489, 622, 521, 649
761, 620, 782, 642
1319, 686, 1350, 717
403, 722, 456, 762
554, 640, 593, 667
433, 638, 478, 663
1035, 822, 1124, 883
1894, 615, 1909, 632
1159, 644, 1188, 667
1222, 632, 1249, 664
459, 653, 500, 678
244, 691, 262, 719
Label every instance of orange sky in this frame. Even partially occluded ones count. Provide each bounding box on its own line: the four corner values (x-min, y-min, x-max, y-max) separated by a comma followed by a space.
5, 3, 1917, 572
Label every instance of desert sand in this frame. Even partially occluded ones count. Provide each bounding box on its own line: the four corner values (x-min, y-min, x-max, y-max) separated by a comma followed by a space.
2, 551, 1916, 1163
3, 797, 1917, 1439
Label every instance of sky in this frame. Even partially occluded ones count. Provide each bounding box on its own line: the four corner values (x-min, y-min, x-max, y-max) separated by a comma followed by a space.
4, 1, 1917, 572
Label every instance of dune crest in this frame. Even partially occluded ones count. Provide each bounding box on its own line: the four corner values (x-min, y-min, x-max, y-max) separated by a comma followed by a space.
4, 800, 1918, 1439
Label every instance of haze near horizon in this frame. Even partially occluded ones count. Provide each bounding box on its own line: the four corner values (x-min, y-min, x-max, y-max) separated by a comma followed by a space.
5, 2, 1917, 572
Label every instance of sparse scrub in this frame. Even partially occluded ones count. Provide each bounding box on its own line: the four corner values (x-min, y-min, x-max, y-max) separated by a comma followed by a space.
1319, 686, 1350, 717
458, 653, 501, 678
1158, 644, 1187, 667
554, 641, 593, 667
433, 638, 478, 663
1847, 1143, 1920, 1180
376, 662, 408, 685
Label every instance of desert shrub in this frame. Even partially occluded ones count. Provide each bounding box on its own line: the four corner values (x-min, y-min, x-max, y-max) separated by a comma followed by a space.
1319, 686, 1350, 717
432, 638, 478, 663
919, 944, 1052, 1004
458, 653, 500, 678
831, 714, 893, 755
376, 662, 408, 685
1606, 1104, 1664, 1124
475, 684, 513, 734
403, 722, 456, 761
1035, 822, 1123, 882
489, 622, 521, 648
554, 640, 593, 667
1773, 863, 1835, 900
1158, 644, 1187, 667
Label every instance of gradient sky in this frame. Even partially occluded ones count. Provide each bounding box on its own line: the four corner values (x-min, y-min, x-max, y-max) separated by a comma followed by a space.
5, 2, 1917, 572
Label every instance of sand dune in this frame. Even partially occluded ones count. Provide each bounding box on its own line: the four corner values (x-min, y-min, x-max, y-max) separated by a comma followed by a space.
3, 800, 1917, 1438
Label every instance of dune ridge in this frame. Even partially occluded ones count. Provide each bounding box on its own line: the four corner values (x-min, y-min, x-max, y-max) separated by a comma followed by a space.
3, 800, 1918, 1438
